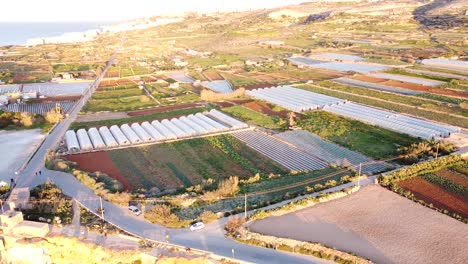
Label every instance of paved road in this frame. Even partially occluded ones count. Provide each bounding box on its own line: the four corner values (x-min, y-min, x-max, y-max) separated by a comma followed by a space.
29, 169, 332, 264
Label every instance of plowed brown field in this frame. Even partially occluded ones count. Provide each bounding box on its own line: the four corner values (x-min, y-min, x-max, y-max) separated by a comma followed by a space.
398, 177, 468, 218
352, 75, 387, 83
243, 101, 289, 118
382, 80, 468, 99
65, 152, 132, 191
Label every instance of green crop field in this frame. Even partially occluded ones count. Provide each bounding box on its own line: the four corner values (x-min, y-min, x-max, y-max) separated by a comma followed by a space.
222, 105, 285, 130
107, 135, 287, 190
298, 111, 418, 159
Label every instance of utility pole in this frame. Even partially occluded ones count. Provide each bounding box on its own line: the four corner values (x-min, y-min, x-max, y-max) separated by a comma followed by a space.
100, 196, 104, 220
435, 143, 439, 159
244, 193, 247, 219
358, 163, 362, 187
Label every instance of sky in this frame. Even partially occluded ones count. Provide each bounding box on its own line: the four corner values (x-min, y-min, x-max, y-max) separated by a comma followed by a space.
1, 0, 307, 22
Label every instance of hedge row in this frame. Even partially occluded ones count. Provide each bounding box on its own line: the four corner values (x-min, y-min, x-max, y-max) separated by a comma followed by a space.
379, 155, 463, 186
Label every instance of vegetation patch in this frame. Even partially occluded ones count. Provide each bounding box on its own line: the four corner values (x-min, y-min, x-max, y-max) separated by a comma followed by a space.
298, 111, 417, 159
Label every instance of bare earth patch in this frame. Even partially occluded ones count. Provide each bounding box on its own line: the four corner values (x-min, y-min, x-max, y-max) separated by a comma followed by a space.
75, 112, 129, 123
249, 185, 468, 264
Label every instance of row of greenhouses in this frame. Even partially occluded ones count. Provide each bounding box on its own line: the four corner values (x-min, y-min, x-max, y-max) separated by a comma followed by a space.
65, 109, 249, 152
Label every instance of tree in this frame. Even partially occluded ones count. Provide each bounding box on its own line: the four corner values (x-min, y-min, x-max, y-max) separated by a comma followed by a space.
20, 113, 34, 127
45, 107, 64, 123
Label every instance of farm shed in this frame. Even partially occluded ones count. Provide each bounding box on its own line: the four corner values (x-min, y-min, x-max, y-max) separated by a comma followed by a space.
207, 109, 248, 130
98, 126, 119, 147
76, 129, 93, 151
65, 130, 80, 152
109, 125, 130, 146
171, 118, 198, 136
88, 128, 106, 149
120, 124, 142, 144
141, 121, 166, 141
131, 123, 154, 142
161, 119, 186, 138
151, 120, 177, 140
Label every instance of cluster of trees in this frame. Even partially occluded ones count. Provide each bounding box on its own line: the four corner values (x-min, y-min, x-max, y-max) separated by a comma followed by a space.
398, 140, 455, 163
0, 108, 63, 130
379, 154, 462, 186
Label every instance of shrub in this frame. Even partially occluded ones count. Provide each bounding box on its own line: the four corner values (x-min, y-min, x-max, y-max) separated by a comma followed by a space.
145, 204, 190, 228
199, 210, 218, 223
225, 217, 245, 234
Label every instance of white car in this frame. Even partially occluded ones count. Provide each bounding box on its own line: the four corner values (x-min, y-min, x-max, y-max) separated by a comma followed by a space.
128, 205, 141, 216
189, 221, 205, 231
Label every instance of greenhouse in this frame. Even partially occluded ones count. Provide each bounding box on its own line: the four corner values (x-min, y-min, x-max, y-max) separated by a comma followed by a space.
65, 130, 80, 152
88, 127, 106, 149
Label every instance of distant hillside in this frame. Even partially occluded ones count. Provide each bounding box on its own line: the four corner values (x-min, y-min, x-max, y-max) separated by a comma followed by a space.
414, 0, 468, 29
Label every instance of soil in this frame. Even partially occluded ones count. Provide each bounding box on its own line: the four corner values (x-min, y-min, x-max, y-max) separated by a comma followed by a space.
436, 169, 468, 187
241, 83, 275, 90
351, 75, 387, 83
249, 185, 468, 264
126, 103, 205, 116
31, 96, 82, 103
98, 78, 136, 89
243, 101, 290, 118
203, 70, 224, 81
65, 152, 132, 191
212, 101, 236, 108
75, 112, 130, 123
398, 176, 468, 218
226, 99, 254, 105
382, 80, 468, 99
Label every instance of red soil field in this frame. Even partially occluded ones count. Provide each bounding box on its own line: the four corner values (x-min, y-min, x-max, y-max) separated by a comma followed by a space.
398, 177, 468, 218
243, 101, 289, 118
126, 103, 205, 116
383, 80, 468, 99
436, 169, 468, 188
213, 101, 236, 108
351, 75, 387, 83
226, 99, 254, 105
65, 152, 132, 191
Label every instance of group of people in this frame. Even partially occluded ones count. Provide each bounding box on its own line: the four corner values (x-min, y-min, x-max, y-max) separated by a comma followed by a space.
35, 171, 42, 176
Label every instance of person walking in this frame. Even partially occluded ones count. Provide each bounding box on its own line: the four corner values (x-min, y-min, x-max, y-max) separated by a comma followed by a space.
39, 171, 42, 175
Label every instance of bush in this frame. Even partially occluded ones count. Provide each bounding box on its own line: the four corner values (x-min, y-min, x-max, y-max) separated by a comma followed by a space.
380, 155, 462, 186
199, 210, 218, 224
145, 204, 190, 228
225, 217, 245, 234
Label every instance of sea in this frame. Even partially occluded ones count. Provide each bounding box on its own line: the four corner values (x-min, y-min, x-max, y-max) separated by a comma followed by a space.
0, 22, 116, 46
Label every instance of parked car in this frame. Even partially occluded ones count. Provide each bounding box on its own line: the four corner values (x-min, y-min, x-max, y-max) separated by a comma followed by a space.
189, 221, 205, 231
128, 205, 141, 216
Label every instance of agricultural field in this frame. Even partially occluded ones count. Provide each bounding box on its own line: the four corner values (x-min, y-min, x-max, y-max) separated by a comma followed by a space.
82, 83, 200, 113
222, 105, 286, 130
71, 135, 287, 191
298, 111, 417, 159
70, 106, 207, 131
249, 185, 468, 264
397, 164, 468, 218
299, 83, 468, 127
